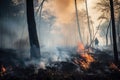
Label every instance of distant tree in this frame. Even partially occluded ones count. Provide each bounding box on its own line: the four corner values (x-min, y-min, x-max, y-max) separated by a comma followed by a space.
96, 0, 120, 46
74, 0, 93, 46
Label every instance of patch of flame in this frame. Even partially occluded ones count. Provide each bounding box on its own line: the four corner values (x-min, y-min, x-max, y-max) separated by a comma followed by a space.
74, 53, 95, 70
75, 42, 95, 70
77, 42, 84, 53
80, 53, 94, 63
109, 63, 120, 71
1, 65, 6, 73
80, 53, 95, 69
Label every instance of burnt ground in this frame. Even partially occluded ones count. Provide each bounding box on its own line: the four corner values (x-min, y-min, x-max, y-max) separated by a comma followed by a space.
0, 48, 120, 80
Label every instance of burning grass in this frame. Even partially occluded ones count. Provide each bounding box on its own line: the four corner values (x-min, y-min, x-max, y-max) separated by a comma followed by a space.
73, 53, 95, 70
74, 42, 95, 70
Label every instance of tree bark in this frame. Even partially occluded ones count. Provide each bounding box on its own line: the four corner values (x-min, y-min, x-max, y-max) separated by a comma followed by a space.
106, 19, 111, 46
26, 0, 40, 59
109, 0, 119, 63
74, 0, 83, 43
85, 0, 92, 45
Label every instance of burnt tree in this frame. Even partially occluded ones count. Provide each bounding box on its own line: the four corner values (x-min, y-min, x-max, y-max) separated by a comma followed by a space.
26, 0, 40, 59
109, 0, 119, 63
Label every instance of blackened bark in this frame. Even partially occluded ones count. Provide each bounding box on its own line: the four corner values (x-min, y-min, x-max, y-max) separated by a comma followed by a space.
26, 0, 40, 59
109, 0, 119, 63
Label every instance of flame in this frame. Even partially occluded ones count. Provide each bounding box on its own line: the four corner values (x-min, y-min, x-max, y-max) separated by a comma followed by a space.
80, 53, 95, 69
77, 42, 84, 53
109, 63, 120, 71
1, 65, 6, 73
80, 53, 94, 63
74, 42, 95, 70
74, 53, 95, 70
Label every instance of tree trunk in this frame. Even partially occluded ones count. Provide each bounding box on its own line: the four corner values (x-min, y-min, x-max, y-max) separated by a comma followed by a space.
117, 12, 120, 48
85, 0, 92, 45
110, 23, 113, 45
109, 0, 119, 63
26, 0, 40, 59
106, 19, 111, 46
74, 0, 83, 43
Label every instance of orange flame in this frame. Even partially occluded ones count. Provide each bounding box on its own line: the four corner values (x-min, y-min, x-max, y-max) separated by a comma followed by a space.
77, 42, 84, 53
80, 53, 94, 63
80, 53, 95, 69
74, 42, 95, 70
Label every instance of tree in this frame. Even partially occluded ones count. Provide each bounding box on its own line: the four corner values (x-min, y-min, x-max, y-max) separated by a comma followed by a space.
74, 0, 92, 46
96, 0, 120, 46
109, 0, 119, 63
74, 0, 83, 43
84, 0, 92, 46
26, 0, 40, 59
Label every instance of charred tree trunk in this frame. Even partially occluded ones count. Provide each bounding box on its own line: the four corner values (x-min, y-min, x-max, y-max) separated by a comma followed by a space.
109, 0, 119, 63
26, 0, 40, 59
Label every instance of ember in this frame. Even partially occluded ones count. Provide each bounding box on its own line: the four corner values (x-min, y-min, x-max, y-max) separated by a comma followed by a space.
0, 65, 6, 77
1, 65, 6, 73
109, 63, 120, 71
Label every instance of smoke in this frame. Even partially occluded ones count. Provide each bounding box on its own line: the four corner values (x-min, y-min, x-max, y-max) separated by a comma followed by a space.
53, 0, 74, 24
0, 19, 16, 48
43, 0, 84, 24
0, 0, 102, 69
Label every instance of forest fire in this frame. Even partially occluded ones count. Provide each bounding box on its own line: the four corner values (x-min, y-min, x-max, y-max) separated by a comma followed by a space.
74, 42, 95, 69
79, 53, 95, 69
74, 53, 95, 70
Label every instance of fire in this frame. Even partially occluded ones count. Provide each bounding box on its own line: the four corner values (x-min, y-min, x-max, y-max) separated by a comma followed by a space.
77, 42, 84, 53
109, 63, 120, 71
74, 42, 95, 70
74, 53, 95, 69
80, 53, 95, 69
74, 53, 95, 70
0, 65, 6, 76
80, 53, 94, 63
1, 65, 6, 73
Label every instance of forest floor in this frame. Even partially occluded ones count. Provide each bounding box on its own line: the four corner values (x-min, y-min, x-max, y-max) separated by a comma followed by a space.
0, 48, 120, 80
